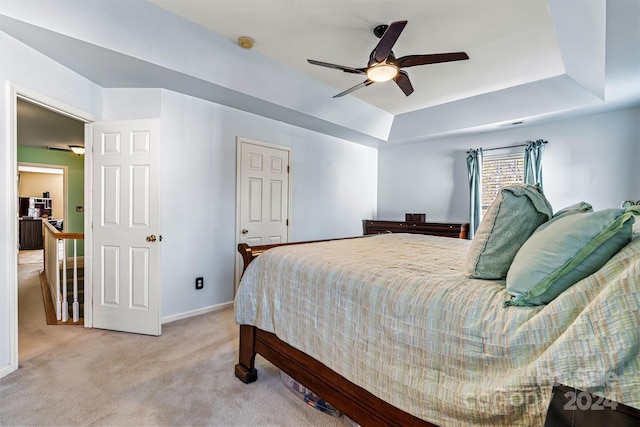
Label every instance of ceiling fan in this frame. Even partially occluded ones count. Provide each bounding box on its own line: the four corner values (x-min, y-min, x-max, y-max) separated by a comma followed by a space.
307, 20, 469, 98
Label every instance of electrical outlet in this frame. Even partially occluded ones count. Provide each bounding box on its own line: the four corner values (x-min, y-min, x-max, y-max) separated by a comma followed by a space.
195, 277, 204, 290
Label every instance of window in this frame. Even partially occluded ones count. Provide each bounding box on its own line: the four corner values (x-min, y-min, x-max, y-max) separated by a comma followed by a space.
482, 153, 525, 214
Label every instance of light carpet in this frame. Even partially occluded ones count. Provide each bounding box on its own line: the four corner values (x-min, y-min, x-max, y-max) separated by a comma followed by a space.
1, 254, 353, 426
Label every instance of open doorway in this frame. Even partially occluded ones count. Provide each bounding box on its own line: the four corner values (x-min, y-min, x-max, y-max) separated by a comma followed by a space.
9, 87, 161, 373
15, 95, 88, 365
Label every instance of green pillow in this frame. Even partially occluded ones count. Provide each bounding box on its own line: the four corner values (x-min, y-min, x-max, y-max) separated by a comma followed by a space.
504, 207, 640, 307
465, 183, 553, 279
552, 201, 593, 219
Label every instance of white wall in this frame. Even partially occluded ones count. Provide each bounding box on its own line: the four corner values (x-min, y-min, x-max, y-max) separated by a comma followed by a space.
158, 89, 377, 318
378, 106, 640, 223
97, 87, 379, 319
0, 22, 378, 377
0, 30, 102, 375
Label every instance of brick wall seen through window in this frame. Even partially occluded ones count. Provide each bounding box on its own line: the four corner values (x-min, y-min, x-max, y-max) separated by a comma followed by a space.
482, 154, 525, 214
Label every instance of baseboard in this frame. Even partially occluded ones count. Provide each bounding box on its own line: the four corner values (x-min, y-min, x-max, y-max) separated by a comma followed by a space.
161, 301, 234, 324
0, 363, 17, 380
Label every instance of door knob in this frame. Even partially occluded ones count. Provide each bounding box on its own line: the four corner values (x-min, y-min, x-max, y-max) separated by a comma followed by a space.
146, 234, 157, 242
241, 229, 249, 234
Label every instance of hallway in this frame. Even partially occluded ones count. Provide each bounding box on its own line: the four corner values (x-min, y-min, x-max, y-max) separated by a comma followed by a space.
18, 250, 84, 365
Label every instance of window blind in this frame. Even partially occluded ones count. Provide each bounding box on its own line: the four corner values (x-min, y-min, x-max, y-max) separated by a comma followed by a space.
482, 154, 525, 213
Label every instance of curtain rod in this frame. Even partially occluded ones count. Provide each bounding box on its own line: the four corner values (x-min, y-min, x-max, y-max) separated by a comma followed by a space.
466, 139, 547, 154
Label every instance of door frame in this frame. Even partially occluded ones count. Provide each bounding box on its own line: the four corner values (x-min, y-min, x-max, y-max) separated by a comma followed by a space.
7, 82, 96, 373
234, 136, 292, 290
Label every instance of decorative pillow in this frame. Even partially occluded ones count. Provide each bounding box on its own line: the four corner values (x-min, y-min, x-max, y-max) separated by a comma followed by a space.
552, 201, 593, 219
465, 183, 553, 279
504, 206, 640, 307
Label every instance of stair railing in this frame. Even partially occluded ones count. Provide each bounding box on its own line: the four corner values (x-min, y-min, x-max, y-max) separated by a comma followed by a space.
42, 221, 84, 322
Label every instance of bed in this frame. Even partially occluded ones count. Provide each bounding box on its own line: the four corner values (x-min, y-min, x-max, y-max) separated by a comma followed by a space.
233, 196, 640, 426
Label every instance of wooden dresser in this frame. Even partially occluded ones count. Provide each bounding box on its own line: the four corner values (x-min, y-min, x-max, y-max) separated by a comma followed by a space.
363, 220, 469, 239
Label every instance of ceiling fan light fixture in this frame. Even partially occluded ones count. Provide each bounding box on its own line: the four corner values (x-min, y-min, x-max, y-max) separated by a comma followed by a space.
307, 20, 468, 98
366, 63, 398, 82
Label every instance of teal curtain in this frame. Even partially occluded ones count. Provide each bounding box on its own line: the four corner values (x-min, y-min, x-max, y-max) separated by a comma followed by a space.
466, 148, 483, 239
524, 139, 546, 188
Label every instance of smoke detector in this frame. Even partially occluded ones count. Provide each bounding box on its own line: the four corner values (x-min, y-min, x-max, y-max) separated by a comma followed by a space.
238, 36, 254, 49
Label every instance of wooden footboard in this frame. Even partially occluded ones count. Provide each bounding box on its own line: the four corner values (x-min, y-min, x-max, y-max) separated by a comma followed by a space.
237, 236, 364, 273
235, 237, 437, 426
234, 324, 436, 427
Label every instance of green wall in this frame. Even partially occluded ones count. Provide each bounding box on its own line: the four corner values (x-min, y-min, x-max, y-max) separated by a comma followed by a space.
17, 146, 85, 254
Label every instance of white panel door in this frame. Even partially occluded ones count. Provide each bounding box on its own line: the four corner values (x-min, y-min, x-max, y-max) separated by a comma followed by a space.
92, 119, 161, 336
239, 140, 290, 247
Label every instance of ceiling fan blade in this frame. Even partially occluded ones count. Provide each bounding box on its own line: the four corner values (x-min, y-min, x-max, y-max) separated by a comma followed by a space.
373, 20, 407, 63
333, 80, 374, 98
307, 59, 366, 74
395, 52, 469, 68
394, 71, 414, 96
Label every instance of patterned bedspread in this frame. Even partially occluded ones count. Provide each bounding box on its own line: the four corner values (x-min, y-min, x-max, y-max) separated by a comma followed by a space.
234, 233, 640, 426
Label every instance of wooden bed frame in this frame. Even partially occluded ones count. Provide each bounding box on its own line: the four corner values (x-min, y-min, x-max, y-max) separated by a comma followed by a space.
233, 236, 640, 426
234, 239, 436, 427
